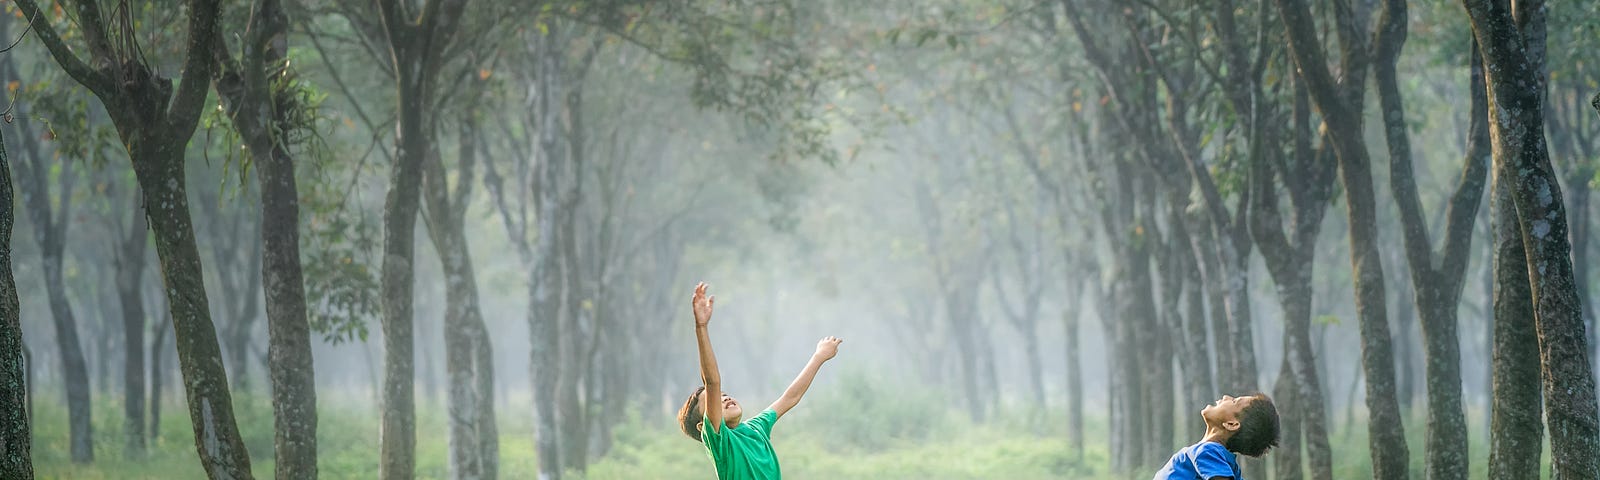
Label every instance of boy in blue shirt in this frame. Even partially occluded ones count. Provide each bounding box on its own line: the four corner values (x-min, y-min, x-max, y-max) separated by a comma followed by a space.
1154, 393, 1280, 480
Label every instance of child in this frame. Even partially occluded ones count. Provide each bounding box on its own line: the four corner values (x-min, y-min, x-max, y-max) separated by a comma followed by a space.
676, 282, 842, 480
1154, 393, 1280, 480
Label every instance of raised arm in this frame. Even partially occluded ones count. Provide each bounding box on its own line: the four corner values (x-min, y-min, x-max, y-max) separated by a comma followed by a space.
692, 282, 724, 432
768, 336, 842, 418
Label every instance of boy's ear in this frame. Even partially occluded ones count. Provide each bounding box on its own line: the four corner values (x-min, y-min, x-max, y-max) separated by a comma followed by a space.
1223, 418, 1241, 432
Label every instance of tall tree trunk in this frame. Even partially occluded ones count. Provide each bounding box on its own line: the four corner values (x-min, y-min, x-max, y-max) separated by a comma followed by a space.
1392, 269, 1418, 412
1376, 9, 1489, 478
1464, 1, 1600, 475
1114, 226, 1153, 469
1250, 71, 1337, 480
114, 199, 150, 458
0, 122, 34, 480
211, 1, 322, 472
148, 307, 169, 442
1488, 156, 1544, 479
1063, 296, 1084, 458
379, 89, 425, 480
1273, 350, 1303, 480
1276, 1, 1410, 477
423, 106, 499, 480
13, 117, 93, 464
529, 28, 570, 480
1179, 246, 1213, 441
257, 134, 318, 480
15, 0, 257, 474
131, 138, 256, 479
363, 1, 475, 476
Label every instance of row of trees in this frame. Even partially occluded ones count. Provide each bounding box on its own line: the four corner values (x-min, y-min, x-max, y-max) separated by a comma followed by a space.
0, 0, 841, 479
962, 0, 1600, 477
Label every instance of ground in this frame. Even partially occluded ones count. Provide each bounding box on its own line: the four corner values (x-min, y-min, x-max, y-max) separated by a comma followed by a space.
24, 385, 1540, 479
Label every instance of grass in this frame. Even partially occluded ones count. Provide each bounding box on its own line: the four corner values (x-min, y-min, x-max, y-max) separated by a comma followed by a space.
24, 383, 1549, 479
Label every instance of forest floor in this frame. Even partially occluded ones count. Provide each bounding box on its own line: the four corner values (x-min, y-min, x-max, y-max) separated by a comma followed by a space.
24, 385, 1541, 479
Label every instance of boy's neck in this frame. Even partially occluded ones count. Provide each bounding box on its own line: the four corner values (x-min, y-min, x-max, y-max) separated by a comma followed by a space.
1200, 425, 1233, 447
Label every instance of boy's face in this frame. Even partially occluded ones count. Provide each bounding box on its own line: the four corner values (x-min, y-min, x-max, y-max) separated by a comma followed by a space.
1201, 394, 1256, 432
700, 391, 744, 427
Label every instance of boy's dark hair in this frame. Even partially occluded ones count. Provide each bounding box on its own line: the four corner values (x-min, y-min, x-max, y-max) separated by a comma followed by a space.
1225, 393, 1280, 457
678, 386, 707, 442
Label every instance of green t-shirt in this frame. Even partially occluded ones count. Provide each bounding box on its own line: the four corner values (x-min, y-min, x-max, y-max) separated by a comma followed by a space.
702, 408, 782, 480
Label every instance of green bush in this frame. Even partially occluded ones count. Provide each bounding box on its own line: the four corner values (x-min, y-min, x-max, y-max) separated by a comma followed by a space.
788, 371, 949, 453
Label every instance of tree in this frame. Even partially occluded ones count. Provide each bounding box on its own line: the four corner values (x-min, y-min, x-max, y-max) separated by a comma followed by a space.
1487, 115, 1543, 479
213, 0, 319, 475
1374, 3, 1491, 474
108, 177, 150, 458
336, 0, 474, 476
9, 90, 91, 464
1274, 0, 1410, 477
420, 76, 499, 479
1249, 73, 1339, 480
13, 0, 255, 476
1462, 0, 1600, 475
0, 112, 33, 480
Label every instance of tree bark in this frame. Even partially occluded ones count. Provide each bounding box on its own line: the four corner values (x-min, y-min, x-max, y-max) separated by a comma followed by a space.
0, 120, 34, 480
114, 196, 150, 458
13, 115, 93, 464
148, 307, 170, 442
1063, 291, 1084, 458
1275, 0, 1409, 477
14, 0, 256, 475
211, 0, 320, 474
1464, 0, 1600, 475
1489, 164, 1544, 479
528, 27, 570, 480
1178, 240, 1213, 442
1376, 7, 1490, 477
132, 137, 256, 479
1249, 72, 1336, 480
422, 104, 499, 480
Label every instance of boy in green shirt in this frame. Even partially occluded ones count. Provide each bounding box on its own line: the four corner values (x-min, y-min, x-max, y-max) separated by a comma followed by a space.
677, 282, 842, 480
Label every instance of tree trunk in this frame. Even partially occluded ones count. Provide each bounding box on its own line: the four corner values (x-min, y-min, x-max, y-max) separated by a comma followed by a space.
529, 29, 569, 480
1063, 300, 1083, 458
115, 201, 150, 458
1113, 232, 1153, 469
1488, 159, 1544, 479
1276, 1, 1410, 477
1273, 351, 1303, 480
423, 109, 499, 480
14, 119, 93, 464
1375, 8, 1488, 477
209, 10, 324, 463
13, 0, 256, 474
131, 137, 256, 479
1179, 248, 1213, 441
1392, 270, 1418, 412
0, 123, 34, 480
254, 108, 320, 480
149, 309, 170, 442
379, 94, 424, 480
1464, 1, 1600, 475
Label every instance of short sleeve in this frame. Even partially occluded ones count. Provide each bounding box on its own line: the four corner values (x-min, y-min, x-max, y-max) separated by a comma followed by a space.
743, 409, 779, 437
1192, 443, 1238, 479
702, 415, 729, 447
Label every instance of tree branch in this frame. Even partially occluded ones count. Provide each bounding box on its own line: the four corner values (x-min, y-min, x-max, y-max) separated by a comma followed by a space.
167, 0, 225, 138
11, 0, 113, 97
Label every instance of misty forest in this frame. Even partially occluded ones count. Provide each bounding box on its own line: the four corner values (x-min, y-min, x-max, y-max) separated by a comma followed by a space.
0, 0, 1597, 479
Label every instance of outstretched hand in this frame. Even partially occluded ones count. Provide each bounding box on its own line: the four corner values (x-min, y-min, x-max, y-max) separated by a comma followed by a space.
813, 336, 842, 361
693, 282, 715, 326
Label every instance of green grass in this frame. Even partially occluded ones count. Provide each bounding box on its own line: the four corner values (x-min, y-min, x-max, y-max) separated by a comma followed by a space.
25, 385, 1550, 479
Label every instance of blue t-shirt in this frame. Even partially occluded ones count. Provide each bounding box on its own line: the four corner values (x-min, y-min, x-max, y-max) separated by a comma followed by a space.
1153, 441, 1241, 480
